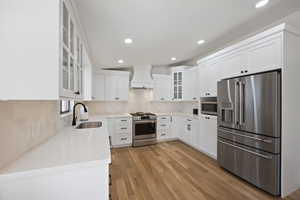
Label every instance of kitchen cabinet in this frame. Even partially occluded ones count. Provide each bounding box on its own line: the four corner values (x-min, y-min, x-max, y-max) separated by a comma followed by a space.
92, 70, 130, 102
157, 116, 173, 141
198, 115, 217, 158
171, 116, 184, 139
109, 117, 132, 147
92, 73, 105, 101
171, 67, 185, 101
60, 0, 91, 99
184, 67, 199, 101
104, 71, 130, 101
153, 74, 172, 101
180, 117, 199, 148
0, 0, 92, 100
219, 51, 248, 79
198, 29, 285, 83
247, 32, 283, 74
198, 61, 219, 97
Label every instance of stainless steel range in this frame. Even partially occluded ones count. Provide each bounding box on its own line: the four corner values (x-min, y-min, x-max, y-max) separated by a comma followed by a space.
131, 112, 157, 147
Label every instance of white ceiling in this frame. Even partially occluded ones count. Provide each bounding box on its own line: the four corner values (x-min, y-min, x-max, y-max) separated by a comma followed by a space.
73, 0, 291, 68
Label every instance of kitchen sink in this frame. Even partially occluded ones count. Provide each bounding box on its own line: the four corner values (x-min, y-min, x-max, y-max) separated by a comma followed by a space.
76, 121, 102, 129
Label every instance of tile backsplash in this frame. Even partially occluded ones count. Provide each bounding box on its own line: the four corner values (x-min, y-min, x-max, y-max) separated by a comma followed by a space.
85, 89, 195, 115
0, 101, 59, 170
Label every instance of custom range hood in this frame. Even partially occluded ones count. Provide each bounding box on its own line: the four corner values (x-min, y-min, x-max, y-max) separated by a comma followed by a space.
131, 65, 154, 89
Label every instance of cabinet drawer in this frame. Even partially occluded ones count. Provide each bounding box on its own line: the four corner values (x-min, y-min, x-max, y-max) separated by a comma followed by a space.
115, 126, 131, 133
157, 129, 170, 140
157, 116, 171, 128
115, 118, 131, 128
116, 135, 132, 145
157, 123, 170, 130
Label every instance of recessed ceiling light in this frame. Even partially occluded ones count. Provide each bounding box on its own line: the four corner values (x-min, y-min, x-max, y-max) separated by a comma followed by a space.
171, 57, 177, 61
256, 0, 269, 8
124, 38, 133, 44
118, 59, 124, 64
197, 40, 205, 45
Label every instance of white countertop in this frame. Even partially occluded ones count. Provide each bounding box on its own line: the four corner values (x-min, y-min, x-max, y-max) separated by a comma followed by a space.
0, 117, 111, 177
155, 112, 201, 119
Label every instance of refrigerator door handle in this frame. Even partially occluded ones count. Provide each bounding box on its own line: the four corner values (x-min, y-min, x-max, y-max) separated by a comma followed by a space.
234, 81, 240, 127
218, 140, 273, 160
219, 128, 273, 144
240, 82, 245, 125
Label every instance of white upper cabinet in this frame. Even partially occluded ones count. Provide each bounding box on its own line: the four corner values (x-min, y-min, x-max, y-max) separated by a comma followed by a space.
198, 61, 219, 97
171, 67, 185, 101
104, 71, 130, 101
153, 74, 172, 101
0, 0, 92, 100
219, 51, 248, 79
60, 0, 90, 99
184, 67, 199, 101
92, 73, 105, 101
246, 32, 283, 74
198, 24, 290, 83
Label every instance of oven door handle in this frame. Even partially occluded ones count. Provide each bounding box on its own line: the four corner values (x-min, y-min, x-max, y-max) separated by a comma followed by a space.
134, 120, 156, 124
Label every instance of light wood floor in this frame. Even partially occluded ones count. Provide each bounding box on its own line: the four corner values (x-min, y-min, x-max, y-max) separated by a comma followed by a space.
110, 141, 300, 200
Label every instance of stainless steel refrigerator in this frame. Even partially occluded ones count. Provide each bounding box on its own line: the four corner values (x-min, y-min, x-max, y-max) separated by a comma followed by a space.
217, 71, 281, 196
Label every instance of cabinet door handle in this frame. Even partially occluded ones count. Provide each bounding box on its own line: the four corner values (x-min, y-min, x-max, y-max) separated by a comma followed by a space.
245, 70, 248, 73
121, 127, 127, 130
121, 138, 128, 141
161, 98, 165, 101
121, 120, 127, 122
115, 97, 120, 100
161, 133, 166, 136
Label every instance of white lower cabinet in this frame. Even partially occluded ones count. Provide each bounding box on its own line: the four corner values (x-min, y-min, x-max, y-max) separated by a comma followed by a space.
198, 115, 217, 158
108, 117, 132, 147
157, 116, 173, 141
181, 117, 199, 148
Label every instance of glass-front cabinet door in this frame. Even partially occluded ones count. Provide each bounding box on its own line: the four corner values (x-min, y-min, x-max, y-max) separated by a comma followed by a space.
172, 71, 183, 100
60, 0, 84, 99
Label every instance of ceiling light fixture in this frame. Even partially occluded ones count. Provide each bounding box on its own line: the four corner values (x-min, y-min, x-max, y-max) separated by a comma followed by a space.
118, 59, 124, 64
124, 38, 133, 44
197, 40, 205, 45
255, 0, 269, 8
171, 57, 177, 61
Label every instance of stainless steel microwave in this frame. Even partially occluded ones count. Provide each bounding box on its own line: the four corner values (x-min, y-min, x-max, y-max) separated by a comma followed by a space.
200, 97, 217, 116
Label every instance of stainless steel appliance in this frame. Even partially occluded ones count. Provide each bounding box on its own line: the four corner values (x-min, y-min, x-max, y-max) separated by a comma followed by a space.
131, 112, 157, 147
217, 71, 281, 196
200, 97, 218, 116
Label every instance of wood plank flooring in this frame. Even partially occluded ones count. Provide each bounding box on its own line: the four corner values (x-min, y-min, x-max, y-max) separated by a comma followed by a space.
110, 141, 300, 200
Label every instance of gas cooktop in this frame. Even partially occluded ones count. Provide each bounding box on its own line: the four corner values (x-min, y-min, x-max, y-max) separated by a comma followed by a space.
130, 112, 156, 121
130, 112, 156, 116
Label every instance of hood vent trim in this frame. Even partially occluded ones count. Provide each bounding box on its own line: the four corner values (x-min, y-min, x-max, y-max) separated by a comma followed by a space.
131, 65, 154, 89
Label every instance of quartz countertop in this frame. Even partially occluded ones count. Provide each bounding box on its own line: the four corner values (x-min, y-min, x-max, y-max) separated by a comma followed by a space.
0, 116, 110, 177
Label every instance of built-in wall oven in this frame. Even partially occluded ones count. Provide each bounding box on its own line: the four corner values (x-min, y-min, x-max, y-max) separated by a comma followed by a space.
200, 97, 218, 116
131, 112, 157, 147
